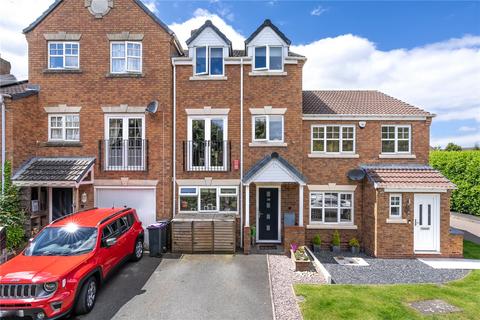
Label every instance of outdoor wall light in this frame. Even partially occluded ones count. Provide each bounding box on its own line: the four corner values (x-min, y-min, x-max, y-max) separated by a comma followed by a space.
81, 192, 87, 204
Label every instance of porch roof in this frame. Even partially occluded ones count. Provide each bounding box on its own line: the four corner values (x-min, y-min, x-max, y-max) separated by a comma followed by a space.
362, 164, 456, 191
243, 152, 307, 185
12, 157, 95, 187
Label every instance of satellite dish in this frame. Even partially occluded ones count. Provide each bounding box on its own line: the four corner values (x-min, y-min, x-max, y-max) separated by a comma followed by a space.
347, 169, 366, 181
146, 100, 159, 114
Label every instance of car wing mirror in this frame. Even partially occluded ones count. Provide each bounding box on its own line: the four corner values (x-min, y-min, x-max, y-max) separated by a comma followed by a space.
105, 237, 117, 247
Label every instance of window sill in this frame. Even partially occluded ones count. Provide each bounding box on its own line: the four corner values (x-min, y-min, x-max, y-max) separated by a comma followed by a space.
379, 154, 416, 159
249, 71, 287, 77
249, 142, 287, 147
42, 141, 82, 147
106, 72, 144, 78
308, 153, 359, 159
189, 76, 228, 81
43, 69, 82, 74
306, 224, 358, 230
386, 218, 408, 224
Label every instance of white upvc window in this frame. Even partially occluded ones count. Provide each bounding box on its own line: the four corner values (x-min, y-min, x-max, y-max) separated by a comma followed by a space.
252, 115, 284, 142
110, 41, 142, 73
48, 114, 80, 141
381, 125, 411, 154
253, 45, 283, 71
178, 186, 238, 213
389, 194, 402, 218
48, 42, 80, 69
311, 125, 355, 153
194, 46, 224, 76
309, 192, 354, 224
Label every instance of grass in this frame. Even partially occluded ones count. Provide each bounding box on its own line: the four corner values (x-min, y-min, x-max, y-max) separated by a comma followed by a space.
295, 241, 480, 320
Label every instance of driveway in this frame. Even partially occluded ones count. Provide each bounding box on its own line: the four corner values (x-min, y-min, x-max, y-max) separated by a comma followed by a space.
451, 212, 480, 244
75, 254, 273, 320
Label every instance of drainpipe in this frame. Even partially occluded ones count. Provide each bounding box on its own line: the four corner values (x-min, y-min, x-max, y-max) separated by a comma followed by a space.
1, 94, 11, 195
172, 60, 177, 218
239, 57, 244, 247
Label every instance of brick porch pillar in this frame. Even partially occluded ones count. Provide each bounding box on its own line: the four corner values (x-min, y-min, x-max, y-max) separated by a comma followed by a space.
243, 226, 251, 254
284, 226, 305, 254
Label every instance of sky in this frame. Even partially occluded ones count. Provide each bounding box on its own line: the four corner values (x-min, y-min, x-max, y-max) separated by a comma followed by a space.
1, 0, 479, 147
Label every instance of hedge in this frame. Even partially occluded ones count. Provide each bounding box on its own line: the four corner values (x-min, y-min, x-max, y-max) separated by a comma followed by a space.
430, 150, 480, 216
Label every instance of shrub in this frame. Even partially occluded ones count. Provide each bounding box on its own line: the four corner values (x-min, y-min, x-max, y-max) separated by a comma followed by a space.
312, 234, 321, 246
331, 230, 341, 246
430, 150, 480, 216
349, 237, 360, 248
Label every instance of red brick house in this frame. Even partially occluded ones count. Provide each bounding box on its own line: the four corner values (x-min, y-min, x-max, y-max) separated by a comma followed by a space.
0, 0, 462, 257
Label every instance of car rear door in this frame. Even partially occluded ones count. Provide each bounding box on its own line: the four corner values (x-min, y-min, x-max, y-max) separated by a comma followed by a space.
98, 221, 122, 276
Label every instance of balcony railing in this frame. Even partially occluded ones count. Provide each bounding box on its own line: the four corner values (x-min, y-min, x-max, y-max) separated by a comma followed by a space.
99, 139, 148, 171
183, 140, 230, 172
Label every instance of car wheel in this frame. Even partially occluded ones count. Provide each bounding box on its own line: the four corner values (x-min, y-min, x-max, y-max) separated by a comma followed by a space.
75, 277, 97, 315
131, 238, 144, 262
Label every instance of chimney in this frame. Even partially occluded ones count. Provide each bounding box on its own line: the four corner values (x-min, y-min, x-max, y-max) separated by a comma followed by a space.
0, 57, 11, 75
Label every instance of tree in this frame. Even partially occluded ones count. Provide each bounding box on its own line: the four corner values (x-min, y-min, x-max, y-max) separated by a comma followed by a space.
474, 143, 480, 151
0, 161, 26, 251
445, 142, 462, 151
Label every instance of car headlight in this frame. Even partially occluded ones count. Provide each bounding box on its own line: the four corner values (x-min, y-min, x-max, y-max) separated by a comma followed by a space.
43, 282, 58, 293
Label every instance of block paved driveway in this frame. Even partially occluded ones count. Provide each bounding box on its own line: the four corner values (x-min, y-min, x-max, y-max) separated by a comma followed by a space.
74, 254, 273, 320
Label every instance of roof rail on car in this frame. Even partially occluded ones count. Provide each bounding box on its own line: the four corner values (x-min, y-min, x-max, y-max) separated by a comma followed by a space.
50, 207, 99, 225
97, 208, 132, 226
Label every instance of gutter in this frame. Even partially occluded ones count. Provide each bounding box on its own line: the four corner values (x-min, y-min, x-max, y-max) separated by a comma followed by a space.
172, 60, 177, 218
1, 94, 11, 195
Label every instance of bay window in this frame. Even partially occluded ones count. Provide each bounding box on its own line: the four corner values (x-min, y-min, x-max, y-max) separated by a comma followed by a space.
381, 125, 411, 153
194, 46, 224, 76
48, 114, 80, 141
110, 41, 142, 73
311, 125, 355, 153
48, 42, 79, 69
310, 192, 354, 224
178, 186, 238, 213
253, 115, 284, 142
254, 45, 283, 71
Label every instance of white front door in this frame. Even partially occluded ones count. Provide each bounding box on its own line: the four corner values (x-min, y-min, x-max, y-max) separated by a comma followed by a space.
414, 194, 440, 253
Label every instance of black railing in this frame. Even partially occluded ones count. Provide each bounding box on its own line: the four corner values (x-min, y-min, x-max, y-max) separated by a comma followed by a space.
99, 139, 148, 171
183, 140, 230, 171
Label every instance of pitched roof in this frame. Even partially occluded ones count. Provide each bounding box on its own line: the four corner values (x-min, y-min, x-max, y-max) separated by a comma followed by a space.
0, 80, 39, 100
186, 20, 232, 51
362, 164, 456, 190
245, 19, 291, 46
243, 152, 307, 184
302, 90, 433, 117
12, 157, 95, 184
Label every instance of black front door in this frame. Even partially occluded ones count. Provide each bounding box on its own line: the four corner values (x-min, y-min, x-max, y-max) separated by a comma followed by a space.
258, 187, 279, 241
52, 188, 73, 220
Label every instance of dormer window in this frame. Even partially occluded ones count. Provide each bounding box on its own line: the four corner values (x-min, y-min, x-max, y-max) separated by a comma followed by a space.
195, 46, 224, 76
254, 46, 283, 71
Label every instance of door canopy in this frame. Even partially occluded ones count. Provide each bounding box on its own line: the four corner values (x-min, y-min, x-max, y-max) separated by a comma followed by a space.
242, 152, 306, 185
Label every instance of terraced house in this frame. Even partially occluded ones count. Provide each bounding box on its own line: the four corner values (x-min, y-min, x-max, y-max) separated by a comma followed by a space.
0, 0, 462, 258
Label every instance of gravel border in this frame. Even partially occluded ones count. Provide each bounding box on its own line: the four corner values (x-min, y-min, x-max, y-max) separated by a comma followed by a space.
315, 251, 471, 284
268, 254, 325, 320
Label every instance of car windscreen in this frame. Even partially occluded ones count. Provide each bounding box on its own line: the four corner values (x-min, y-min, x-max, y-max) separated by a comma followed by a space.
24, 225, 98, 256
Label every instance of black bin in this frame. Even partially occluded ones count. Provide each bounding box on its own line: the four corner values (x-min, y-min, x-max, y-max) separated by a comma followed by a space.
147, 220, 169, 257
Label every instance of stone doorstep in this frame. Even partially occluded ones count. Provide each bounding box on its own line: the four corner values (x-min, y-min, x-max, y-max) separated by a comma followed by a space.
409, 299, 462, 315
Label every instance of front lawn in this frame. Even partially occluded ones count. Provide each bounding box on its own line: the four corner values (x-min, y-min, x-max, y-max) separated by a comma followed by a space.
295, 241, 480, 320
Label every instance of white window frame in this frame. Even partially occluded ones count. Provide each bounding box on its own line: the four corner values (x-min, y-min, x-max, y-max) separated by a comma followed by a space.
194, 46, 225, 76
252, 115, 284, 143
381, 125, 411, 154
178, 186, 238, 214
48, 42, 80, 69
389, 194, 402, 218
253, 45, 284, 72
311, 125, 355, 154
48, 114, 80, 141
309, 191, 354, 224
110, 41, 142, 74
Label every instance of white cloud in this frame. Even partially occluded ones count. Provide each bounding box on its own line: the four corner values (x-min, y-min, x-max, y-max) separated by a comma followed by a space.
459, 126, 477, 132
431, 132, 480, 148
311, 6, 327, 16
143, 0, 158, 13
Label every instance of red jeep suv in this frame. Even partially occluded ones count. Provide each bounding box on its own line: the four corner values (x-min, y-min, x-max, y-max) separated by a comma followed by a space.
0, 207, 144, 319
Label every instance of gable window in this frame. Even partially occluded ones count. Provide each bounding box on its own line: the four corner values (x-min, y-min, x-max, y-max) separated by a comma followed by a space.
253, 115, 284, 142
381, 125, 411, 153
110, 41, 142, 73
194, 46, 224, 76
48, 114, 80, 141
254, 45, 283, 71
312, 125, 355, 153
48, 42, 79, 69
310, 192, 354, 224
179, 186, 238, 213
389, 194, 402, 218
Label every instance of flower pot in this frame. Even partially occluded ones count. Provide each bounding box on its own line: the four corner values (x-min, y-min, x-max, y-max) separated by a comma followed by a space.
331, 245, 341, 253
313, 244, 321, 253
351, 246, 360, 254
290, 249, 312, 272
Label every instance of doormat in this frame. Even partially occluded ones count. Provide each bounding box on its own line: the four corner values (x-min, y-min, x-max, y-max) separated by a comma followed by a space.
409, 300, 461, 315
334, 256, 369, 266
258, 245, 278, 250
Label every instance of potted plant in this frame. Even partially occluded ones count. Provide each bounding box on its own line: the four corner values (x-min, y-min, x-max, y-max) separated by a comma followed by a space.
312, 234, 322, 253
349, 237, 360, 254
331, 230, 341, 253
290, 244, 311, 272
250, 225, 256, 246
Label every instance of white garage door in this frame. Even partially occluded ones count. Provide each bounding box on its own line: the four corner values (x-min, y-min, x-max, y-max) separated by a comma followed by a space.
95, 187, 157, 247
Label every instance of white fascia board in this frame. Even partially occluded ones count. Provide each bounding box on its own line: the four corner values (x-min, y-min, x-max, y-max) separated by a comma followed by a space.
302, 114, 428, 121
383, 188, 448, 193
